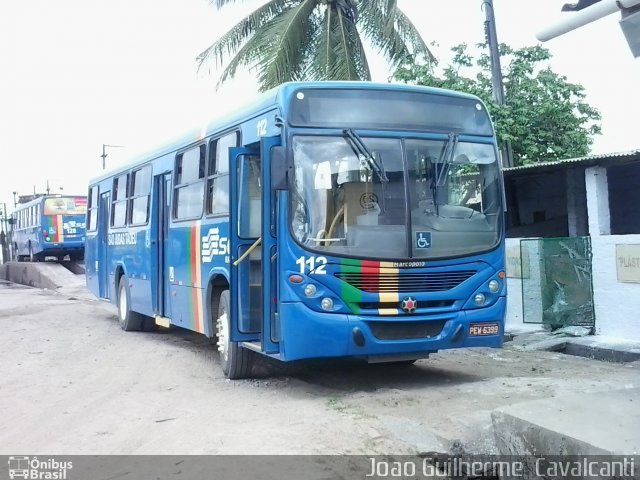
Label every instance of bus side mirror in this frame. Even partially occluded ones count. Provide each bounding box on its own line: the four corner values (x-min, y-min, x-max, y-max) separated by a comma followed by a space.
271, 146, 288, 190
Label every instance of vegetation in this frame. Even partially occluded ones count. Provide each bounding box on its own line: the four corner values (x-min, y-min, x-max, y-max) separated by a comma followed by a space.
394, 43, 602, 165
198, 0, 433, 91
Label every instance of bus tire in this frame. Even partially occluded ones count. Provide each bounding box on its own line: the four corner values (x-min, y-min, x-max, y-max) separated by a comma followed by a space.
141, 316, 158, 332
117, 276, 143, 331
216, 290, 253, 379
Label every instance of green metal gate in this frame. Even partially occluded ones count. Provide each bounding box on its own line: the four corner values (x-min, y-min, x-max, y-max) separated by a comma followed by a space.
520, 237, 595, 327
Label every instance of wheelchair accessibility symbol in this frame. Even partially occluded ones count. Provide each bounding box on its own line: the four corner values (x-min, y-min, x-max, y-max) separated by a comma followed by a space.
416, 231, 431, 249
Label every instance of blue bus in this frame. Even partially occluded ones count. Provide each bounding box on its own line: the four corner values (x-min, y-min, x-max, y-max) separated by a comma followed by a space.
85, 81, 506, 379
12, 195, 87, 262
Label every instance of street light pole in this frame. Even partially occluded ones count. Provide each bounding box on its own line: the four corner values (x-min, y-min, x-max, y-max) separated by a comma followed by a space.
482, 0, 514, 168
101, 144, 125, 170
483, 0, 505, 105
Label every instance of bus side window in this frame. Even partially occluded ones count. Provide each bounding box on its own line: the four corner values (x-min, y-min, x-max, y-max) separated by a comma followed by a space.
174, 145, 206, 220
87, 186, 99, 232
111, 174, 129, 228
207, 131, 238, 216
130, 166, 152, 225
238, 155, 261, 238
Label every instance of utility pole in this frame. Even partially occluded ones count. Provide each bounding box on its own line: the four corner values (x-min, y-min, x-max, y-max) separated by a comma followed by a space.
0, 203, 8, 264
101, 144, 125, 170
482, 0, 514, 168
12, 191, 17, 208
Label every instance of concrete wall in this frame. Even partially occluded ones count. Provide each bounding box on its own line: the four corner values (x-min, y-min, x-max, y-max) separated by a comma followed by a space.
1, 262, 65, 290
504, 165, 640, 341
590, 234, 640, 339
585, 166, 640, 340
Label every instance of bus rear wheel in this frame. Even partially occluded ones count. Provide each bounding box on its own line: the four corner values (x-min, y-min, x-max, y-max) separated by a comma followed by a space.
216, 290, 253, 379
117, 276, 144, 331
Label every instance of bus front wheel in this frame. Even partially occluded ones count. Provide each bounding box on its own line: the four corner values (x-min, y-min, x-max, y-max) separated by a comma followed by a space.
117, 276, 143, 331
216, 290, 253, 379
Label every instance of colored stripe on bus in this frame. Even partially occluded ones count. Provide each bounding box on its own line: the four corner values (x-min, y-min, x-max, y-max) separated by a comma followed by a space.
339, 258, 363, 314
190, 222, 204, 333
338, 259, 400, 315
378, 263, 399, 316
56, 215, 64, 242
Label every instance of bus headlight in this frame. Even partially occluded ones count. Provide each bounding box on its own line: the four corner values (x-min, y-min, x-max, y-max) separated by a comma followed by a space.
321, 297, 334, 311
304, 284, 317, 297
474, 293, 486, 306
488, 280, 500, 293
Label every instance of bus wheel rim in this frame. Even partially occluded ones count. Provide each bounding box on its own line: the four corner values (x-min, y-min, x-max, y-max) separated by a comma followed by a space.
119, 287, 127, 320
216, 311, 229, 362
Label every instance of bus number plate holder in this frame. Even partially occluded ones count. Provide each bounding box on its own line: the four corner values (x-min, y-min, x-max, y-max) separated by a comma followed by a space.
469, 323, 499, 336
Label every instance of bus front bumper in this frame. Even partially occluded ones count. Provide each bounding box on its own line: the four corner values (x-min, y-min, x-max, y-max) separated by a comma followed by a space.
278, 297, 506, 361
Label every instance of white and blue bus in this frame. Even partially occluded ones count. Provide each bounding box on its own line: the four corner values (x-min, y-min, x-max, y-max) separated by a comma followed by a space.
12, 195, 87, 262
85, 81, 506, 379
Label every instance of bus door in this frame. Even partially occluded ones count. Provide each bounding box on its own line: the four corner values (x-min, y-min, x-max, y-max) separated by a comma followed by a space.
152, 173, 172, 318
98, 192, 110, 299
229, 136, 282, 353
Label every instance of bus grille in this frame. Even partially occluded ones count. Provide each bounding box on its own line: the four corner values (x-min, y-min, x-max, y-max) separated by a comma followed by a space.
368, 320, 446, 340
335, 271, 475, 293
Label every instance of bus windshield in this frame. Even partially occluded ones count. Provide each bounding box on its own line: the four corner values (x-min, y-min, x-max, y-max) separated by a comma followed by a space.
291, 136, 502, 259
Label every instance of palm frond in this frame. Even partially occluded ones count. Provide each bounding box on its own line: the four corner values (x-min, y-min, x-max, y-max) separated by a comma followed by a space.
358, 9, 410, 67
309, 5, 368, 81
393, 7, 434, 62
358, 0, 433, 67
215, 32, 266, 88
199, 0, 431, 90
210, 0, 251, 9
256, 0, 320, 90
313, 5, 334, 80
196, 0, 289, 70
343, 9, 371, 80
360, 0, 397, 36
335, 8, 358, 80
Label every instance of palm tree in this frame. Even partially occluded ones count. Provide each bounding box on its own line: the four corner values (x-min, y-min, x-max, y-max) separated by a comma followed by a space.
197, 0, 434, 91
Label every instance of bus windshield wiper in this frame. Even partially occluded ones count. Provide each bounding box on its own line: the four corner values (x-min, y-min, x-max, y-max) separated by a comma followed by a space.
431, 133, 458, 215
436, 132, 458, 187
343, 129, 388, 182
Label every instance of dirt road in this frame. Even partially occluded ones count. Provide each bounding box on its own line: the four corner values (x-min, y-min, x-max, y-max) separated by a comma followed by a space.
0, 280, 637, 454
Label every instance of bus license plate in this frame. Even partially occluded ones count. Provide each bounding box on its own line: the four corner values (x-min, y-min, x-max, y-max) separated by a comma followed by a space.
469, 323, 499, 336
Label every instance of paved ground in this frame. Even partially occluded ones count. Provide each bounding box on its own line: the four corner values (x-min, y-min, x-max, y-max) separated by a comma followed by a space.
0, 280, 638, 455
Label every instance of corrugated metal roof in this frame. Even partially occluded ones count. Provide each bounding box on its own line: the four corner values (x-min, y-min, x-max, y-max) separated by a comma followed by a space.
504, 149, 640, 174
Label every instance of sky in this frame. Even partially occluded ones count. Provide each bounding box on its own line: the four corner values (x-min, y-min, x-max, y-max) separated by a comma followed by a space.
0, 0, 638, 216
